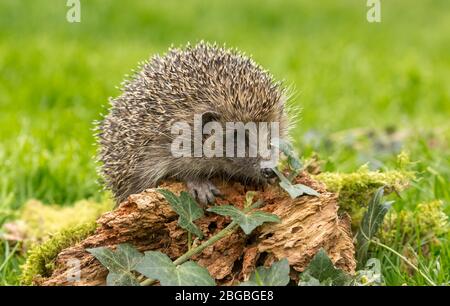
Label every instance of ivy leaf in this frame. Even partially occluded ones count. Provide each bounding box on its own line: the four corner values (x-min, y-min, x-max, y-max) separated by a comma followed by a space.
135, 251, 215, 286
240, 258, 290, 286
297, 272, 323, 286
87, 243, 143, 286
299, 249, 351, 286
356, 187, 393, 262
273, 167, 319, 198
279, 181, 320, 198
158, 189, 204, 238
207, 205, 280, 235
288, 156, 302, 172
106, 271, 140, 286
272, 139, 319, 198
352, 258, 383, 286
276, 139, 302, 171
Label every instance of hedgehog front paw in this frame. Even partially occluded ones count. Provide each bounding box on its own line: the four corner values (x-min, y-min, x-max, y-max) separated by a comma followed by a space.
186, 180, 221, 205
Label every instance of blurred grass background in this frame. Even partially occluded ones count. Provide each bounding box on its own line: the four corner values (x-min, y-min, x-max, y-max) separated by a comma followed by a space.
0, 0, 449, 285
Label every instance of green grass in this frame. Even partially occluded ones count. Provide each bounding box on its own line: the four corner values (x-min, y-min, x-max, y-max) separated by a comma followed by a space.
0, 0, 449, 285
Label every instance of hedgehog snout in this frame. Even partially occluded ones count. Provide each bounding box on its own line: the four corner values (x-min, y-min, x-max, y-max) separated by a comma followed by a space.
261, 168, 276, 179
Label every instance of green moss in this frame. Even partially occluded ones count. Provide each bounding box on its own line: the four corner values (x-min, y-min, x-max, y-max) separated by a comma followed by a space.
314, 157, 414, 225
18, 196, 112, 245
381, 200, 450, 246
18, 195, 113, 285
20, 221, 98, 285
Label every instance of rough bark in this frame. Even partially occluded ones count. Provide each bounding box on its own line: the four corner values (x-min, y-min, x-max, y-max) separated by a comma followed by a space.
38, 172, 356, 286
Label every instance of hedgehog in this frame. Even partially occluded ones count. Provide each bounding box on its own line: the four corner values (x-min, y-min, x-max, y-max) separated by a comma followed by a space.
96, 42, 290, 205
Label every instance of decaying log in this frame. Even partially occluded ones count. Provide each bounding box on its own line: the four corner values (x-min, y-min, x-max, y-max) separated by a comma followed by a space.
38, 172, 356, 286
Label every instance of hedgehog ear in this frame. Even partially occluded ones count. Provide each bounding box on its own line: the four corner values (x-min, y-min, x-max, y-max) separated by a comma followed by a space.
201, 111, 221, 127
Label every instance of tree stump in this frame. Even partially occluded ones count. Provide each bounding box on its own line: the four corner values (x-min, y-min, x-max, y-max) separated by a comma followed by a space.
37, 172, 356, 286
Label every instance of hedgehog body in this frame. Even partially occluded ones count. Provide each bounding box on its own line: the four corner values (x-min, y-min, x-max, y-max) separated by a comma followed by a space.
97, 42, 289, 204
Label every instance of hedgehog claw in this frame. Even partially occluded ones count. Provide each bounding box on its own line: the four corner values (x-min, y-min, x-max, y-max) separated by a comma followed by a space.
186, 180, 220, 206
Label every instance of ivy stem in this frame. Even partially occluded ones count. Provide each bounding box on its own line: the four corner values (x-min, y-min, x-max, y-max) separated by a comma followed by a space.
140, 200, 263, 286
140, 277, 156, 286
173, 200, 262, 266
140, 221, 238, 286
174, 221, 238, 266
187, 232, 192, 251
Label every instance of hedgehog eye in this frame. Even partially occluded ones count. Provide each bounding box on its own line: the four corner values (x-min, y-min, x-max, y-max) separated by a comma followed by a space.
201, 111, 221, 128
201, 111, 222, 148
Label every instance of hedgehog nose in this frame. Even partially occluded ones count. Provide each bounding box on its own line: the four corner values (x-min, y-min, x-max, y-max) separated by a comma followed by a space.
261, 168, 276, 179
